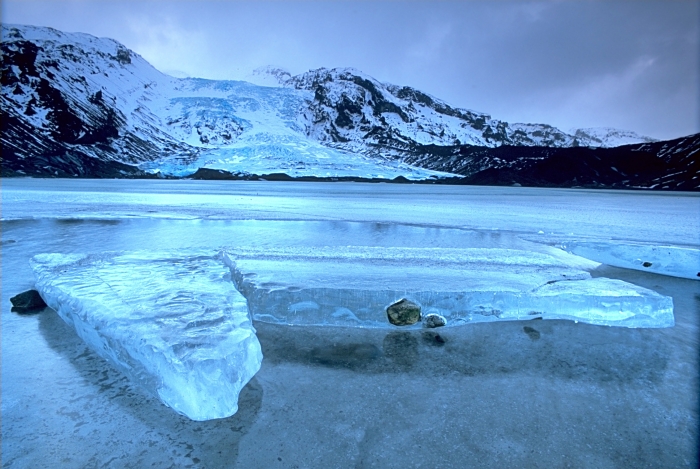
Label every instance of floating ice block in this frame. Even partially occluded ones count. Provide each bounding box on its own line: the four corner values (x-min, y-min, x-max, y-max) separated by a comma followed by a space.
31, 251, 262, 421
561, 241, 700, 280
222, 246, 674, 328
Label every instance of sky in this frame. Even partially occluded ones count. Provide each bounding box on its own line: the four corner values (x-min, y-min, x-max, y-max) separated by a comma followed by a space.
2, 0, 699, 140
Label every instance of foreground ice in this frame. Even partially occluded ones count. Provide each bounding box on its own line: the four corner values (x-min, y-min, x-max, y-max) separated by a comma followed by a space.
31, 251, 262, 421
27, 245, 674, 422
561, 241, 700, 280
222, 247, 674, 328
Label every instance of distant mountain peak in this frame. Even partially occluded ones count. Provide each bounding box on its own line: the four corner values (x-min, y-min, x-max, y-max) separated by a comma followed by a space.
248, 66, 292, 87
2, 23, 696, 190
568, 127, 658, 147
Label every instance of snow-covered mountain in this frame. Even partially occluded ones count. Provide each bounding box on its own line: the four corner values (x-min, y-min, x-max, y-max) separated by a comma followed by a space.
1, 24, 196, 176
276, 67, 658, 152
250, 65, 654, 150
2, 24, 697, 190
1, 24, 452, 180
568, 128, 657, 148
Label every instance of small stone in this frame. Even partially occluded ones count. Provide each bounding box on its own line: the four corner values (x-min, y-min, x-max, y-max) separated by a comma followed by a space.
10, 289, 47, 313
386, 298, 421, 326
642, 261, 653, 268
423, 313, 446, 328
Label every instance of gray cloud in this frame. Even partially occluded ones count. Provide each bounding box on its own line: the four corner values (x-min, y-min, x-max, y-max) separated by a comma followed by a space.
3, 0, 698, 140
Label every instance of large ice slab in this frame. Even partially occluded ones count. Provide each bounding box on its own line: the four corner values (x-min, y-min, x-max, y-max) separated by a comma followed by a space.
561, 241, 700, 280
31, 251, 262, 421
222, 246, 674, 328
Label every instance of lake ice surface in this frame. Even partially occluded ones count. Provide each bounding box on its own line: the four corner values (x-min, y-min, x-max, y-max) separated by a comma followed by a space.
2, 179, 698, 466
6, 179, 691, 419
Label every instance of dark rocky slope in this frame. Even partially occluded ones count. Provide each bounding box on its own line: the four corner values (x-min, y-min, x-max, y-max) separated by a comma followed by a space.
2, 24, 697, 190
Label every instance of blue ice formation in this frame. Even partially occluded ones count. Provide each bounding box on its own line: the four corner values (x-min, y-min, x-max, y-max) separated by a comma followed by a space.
30, 245, 675, 422
31, 251, 262, 421
561, 242, 700, 280
221, 246, 675, 328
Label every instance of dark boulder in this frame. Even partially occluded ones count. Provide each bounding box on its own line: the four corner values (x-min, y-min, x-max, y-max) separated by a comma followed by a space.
10, 289, 47, 313
386, 298, 421, 326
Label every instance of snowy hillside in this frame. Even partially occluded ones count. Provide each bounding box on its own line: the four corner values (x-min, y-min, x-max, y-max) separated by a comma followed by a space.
1, 25, 194, 165
569, 128, 657, 147
1, 24, 452, 180
279, 67, 636, 152
2, 23, 697, 189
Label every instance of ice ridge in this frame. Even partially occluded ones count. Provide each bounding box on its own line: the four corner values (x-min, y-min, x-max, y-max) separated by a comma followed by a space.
222, 246, 674, 328
561, 242, 700, 280
31, 250, 262, 421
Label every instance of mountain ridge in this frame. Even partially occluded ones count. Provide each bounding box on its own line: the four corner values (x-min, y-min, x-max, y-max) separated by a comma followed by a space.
1, 23, 697, 190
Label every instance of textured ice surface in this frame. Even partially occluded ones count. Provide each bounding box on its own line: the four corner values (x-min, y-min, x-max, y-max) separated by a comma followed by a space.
30, 251, 262, 421
562, 242, 700, 280
4, 180, 697, 254
222, 247, 674, 328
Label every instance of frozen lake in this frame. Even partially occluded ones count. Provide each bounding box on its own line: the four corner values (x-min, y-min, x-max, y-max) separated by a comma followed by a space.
2, 179, 699, 467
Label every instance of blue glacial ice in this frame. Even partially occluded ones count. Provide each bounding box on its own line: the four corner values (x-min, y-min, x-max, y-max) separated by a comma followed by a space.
30, 251, 262, 421
560, 241, 700, 280
29, 245, 674, 422
139, 78, 454, 180
222, 246, 675, 328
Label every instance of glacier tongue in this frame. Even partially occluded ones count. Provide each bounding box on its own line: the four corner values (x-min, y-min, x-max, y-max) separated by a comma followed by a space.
222, 247, 674, 328
30, 251, 262, 421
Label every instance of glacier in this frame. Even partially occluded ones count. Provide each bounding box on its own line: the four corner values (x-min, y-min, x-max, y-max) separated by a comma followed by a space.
30, 250, 262, 421
140, 77, 457, 180
221, 246, 675, 328
3, 23, 670, 186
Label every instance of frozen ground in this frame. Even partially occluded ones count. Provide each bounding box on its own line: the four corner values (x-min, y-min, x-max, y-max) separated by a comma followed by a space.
2, 179, 699, 468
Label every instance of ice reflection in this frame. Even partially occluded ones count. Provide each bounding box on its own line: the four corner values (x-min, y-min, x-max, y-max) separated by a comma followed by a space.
2, 218, 536, 254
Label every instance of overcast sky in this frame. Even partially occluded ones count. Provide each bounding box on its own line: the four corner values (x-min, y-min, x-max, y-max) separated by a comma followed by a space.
3, 0, 698, 140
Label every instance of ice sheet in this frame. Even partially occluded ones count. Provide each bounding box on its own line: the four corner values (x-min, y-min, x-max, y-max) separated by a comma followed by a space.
561, 241, 700, 280
4, 181, 698, 257
222, 247, 674, 328
30, 250, 262, 421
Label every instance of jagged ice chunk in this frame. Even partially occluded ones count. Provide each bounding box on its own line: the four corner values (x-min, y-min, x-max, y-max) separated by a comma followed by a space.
562, 241, 700, 280
222, 246, 674, 328
31, 251, 262, 421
